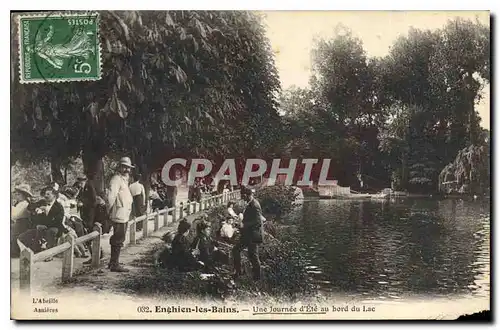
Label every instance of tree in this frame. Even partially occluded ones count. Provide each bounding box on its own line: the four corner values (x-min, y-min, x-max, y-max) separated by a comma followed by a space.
307, 26, 386, 186
378, 18, 489, 193
11, 11, 281, 196
439, 130, 490, 195
430, 17, 490, 149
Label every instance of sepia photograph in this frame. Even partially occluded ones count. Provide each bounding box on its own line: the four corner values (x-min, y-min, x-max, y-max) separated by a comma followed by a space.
10, 9, 490, 320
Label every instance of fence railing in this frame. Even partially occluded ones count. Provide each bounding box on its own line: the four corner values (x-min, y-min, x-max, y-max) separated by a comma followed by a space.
18, 189, 241, 292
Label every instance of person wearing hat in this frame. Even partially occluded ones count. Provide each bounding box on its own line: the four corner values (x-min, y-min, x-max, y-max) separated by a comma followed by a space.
106, 156, 134, 272
232, 186, 264, 281
11, 184, 34, 257
12, 184, 33, 222
32, 185, 66, 249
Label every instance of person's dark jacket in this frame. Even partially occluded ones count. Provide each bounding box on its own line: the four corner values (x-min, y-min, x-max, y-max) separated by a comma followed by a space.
191, 234, 216, 268
241, 198, 264, 244
33, 200, 65, 233
77, 182, 97, 227
171, 233, 199, 271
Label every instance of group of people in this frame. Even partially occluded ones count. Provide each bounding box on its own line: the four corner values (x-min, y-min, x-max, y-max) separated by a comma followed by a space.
11, 157, 146, 272
162, 186, 264, 281
188, 178, 214, 202
11, 175, 107, 260
12, 156, 266, 280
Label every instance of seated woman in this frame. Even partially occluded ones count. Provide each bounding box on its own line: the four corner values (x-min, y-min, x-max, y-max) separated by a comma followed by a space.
169, 219, 201, 272
191, 220, 228, 272
11, 184, 34, 257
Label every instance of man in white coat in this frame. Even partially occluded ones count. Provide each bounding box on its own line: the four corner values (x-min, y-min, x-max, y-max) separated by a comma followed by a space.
106, 157, 134, 272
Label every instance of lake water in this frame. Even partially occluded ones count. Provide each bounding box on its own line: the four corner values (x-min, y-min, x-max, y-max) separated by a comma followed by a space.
284, 197, 490, 300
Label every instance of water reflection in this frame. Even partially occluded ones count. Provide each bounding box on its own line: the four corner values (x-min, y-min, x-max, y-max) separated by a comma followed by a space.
284, 198, 490, 299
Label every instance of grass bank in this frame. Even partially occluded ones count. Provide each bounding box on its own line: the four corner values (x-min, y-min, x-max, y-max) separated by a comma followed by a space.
120, 197, 317, 302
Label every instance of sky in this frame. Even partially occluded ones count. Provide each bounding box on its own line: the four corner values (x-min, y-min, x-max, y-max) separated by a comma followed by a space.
263, 11, 490, 129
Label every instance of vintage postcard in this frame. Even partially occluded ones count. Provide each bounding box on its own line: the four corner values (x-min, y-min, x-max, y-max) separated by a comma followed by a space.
10, 10, 490, 320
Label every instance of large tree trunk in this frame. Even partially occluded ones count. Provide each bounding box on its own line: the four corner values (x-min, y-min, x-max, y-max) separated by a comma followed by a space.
82, 147, 105, 196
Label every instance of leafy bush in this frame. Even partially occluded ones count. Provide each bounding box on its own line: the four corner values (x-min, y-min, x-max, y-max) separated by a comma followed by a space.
255, 185, 300, 219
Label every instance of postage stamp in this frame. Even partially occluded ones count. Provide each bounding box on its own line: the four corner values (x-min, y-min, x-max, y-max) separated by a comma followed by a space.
17, 12, 101, 84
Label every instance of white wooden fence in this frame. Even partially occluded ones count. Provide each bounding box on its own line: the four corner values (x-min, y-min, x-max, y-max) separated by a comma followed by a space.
18, 189, 241, 292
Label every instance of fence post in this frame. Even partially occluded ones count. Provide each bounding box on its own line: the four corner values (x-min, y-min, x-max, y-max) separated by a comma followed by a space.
172, 206, 177, 223
193, 201, 198, 214
143, 214, 149, 238
154, 212, 160, 231
186, 202, 191, 215
179, 202, 184, 219
62, 234, 75, 282
162, 211, 168, 227
91, 223, 102, 268
19, 247, 34, 293
129, 220, 136, 245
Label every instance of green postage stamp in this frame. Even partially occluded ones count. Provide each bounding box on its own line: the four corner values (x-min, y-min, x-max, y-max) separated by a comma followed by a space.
17, 12, 101, 84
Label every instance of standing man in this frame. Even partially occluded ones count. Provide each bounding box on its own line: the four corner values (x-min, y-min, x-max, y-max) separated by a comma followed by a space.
106, 157, 134, 272
232, 186, 263, 281
74, 175, 100, 265
129, 173, 146, 231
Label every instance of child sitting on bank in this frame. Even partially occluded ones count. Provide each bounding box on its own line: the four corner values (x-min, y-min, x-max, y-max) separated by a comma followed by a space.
218, 216, 236, 243
191, 220, 228, 273
168, 219, 202, 272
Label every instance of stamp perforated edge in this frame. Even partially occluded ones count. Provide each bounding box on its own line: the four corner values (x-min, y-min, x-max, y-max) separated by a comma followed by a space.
17, 11, 102, 84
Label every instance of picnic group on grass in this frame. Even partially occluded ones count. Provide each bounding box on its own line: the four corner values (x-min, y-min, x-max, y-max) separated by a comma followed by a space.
12, 156, 264, 280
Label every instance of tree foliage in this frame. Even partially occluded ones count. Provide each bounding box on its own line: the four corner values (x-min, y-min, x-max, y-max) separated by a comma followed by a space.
280, 18, 490, 193
11, 11, 281, 192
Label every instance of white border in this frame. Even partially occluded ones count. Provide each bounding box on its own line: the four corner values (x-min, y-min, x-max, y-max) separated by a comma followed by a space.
2, 1, 497, 330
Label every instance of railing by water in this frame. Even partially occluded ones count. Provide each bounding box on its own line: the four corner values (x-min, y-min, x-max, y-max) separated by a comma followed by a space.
317, 185, 351, 197
18, 189, 241, 293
